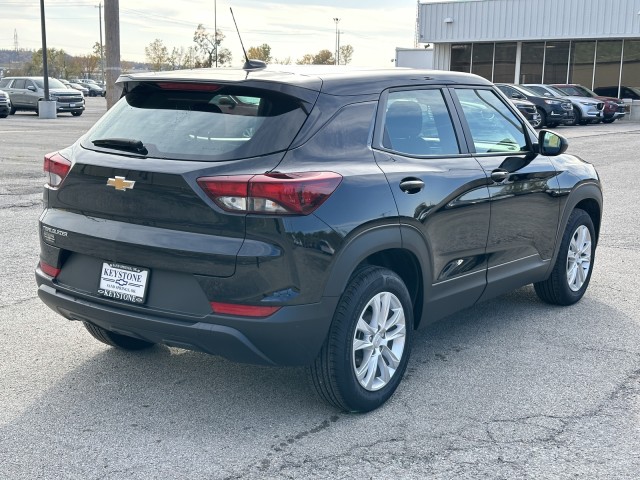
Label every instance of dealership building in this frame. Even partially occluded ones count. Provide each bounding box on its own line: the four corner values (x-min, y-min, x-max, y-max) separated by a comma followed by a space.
413, 0, 640, 107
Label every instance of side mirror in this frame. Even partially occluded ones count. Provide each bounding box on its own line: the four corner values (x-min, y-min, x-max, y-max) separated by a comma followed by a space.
27, 85, 36, 92
511, 93, 524, 100
538, 130, 568, 156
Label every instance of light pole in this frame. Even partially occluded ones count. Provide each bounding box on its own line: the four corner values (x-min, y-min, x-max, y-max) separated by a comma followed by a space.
214, 0, 218, 67
333, 17, 340, 65
96, 2, 105, 85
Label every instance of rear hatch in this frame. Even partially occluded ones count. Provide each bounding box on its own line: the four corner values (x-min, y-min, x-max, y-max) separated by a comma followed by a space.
41, 78, 319, 303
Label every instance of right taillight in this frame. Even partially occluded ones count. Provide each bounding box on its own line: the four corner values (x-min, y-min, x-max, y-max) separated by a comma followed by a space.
197, 172, 342, 215
44, 152, 72, 188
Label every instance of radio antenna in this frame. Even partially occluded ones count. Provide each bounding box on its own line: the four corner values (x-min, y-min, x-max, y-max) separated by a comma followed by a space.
230, 7, 266, 71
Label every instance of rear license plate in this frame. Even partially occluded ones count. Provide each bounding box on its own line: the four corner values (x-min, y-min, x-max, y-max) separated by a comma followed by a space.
98, 262, 149, 304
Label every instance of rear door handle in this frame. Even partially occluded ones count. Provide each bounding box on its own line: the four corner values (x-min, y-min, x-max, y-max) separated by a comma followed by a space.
399, 178, 425, 193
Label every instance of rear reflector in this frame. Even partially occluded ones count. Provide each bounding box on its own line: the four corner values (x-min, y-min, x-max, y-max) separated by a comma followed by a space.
210, 302, 281, 318
39, 260, 61, 278
197, 172, 342, 215
44, 152, 72, 188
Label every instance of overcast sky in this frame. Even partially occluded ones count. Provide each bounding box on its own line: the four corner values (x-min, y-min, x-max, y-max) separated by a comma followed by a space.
0, 0, 436, 67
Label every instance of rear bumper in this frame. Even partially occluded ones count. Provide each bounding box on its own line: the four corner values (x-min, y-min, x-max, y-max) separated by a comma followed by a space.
36, 268, 337, 366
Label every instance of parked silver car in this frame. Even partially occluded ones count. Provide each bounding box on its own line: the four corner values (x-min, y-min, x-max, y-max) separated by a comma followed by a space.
0, 76, 85, 116
524, 84, 603, 126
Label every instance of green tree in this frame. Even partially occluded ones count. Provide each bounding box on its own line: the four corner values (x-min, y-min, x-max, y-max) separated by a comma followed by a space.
30, 48, 69, 77
247, 44, 272, 63
339, 44, 354, 65
193, 24, 232, 67
296, 53, 315, 65
145, 38, 169, 71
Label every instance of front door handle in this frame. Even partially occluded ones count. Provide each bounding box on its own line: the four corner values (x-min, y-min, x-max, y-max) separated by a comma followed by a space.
399, 178, 425, 193
490, 169, 509, 183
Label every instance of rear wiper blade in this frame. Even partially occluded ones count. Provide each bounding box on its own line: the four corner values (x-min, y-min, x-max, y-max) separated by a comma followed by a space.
92, 138, 148, 155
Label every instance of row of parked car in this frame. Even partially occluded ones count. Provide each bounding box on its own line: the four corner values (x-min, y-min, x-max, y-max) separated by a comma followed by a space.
499, 83, 627, 128
0, 76, 105, 118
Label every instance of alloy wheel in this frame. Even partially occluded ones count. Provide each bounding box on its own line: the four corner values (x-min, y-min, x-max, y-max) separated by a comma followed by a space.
566, 225, 592, 291
352, 291, 407, 391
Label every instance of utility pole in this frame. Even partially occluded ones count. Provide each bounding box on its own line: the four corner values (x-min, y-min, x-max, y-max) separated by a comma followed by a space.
104, 0, 120, 109
214, 0, 218, 67
97, 3, 105, 87
333, 18, 340, 66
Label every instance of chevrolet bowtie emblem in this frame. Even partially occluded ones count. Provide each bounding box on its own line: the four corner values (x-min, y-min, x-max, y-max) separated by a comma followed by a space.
107, 176, 135, 191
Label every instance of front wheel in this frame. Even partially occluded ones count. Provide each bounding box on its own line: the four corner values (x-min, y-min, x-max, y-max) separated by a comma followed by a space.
309, 266, 413, 412
71, 111, 83, 116
534, 208, 595, 305
602, 117, 616, 124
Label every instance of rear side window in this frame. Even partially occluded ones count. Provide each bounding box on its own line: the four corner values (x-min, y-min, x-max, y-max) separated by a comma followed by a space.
0, 79, 10, 88
381, 89, 460, 156
83, 83, 309, 161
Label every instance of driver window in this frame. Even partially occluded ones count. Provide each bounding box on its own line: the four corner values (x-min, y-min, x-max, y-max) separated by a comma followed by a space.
455, 88, 529, 154
382, 89, 460, 156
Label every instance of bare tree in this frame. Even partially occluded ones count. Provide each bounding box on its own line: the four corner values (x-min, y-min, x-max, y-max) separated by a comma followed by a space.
145, 39, 169, 71
193, 24, 231, 67
339, 44, 354, 65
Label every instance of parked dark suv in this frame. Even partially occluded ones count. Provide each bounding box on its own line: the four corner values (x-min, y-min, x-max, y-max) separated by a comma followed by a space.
36, 67, 602, 412
496, 83, 574, 127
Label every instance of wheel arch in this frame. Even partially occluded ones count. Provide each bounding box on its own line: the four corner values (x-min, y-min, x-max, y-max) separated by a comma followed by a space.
547, 181, 603, 274
323, 224, 432, 331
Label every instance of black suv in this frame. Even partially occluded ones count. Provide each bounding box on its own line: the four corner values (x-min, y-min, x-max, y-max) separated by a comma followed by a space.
36, 67, 602, 412
496, 83, 574, 127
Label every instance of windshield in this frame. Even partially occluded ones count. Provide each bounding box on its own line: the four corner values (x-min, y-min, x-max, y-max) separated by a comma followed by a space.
83, 82, 309, 161
556, 85, 596, 97
34, 78, 67, 89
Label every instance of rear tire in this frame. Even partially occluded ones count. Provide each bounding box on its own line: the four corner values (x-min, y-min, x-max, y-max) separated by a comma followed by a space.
83, 321, 155, 350
9, 106, 16, 115
534, 209, 595, 306
308, 266, 413, 412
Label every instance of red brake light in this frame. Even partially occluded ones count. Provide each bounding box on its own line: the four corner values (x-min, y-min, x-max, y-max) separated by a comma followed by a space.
39, 260, 61, 278
210, 302, 281, 317
44, 152, 72, 188
197, 172, 342, 215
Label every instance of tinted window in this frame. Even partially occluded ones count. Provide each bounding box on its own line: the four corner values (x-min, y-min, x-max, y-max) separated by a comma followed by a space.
33, 78, 67, 89
381, 89, 460, 156
13, 79, 26, 89
83, 83, 308, 161
455, 88, 528, 154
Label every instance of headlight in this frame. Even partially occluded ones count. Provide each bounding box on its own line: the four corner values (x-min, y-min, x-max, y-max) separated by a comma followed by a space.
544, 99, 561, 105
579, 101, 595, 106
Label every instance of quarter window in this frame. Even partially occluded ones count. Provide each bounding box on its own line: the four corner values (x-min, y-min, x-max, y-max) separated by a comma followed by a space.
382, 90, 460, 156
455, 88, 528, 154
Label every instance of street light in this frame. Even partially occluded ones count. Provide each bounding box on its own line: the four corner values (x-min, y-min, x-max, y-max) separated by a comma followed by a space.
333, 17, 340, 65
96, 3, 105, 85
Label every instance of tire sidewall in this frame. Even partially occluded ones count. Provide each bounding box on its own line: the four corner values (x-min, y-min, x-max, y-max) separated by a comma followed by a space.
556, 210, 596, 304
331, 268, 413, 412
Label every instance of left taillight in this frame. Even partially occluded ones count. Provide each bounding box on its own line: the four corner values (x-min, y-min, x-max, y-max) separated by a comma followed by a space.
39, 260, 61, 278
44, 151, 72, 188
197, 172, 342, 215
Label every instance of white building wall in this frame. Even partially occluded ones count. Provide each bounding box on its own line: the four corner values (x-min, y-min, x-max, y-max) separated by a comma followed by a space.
419, 0, 640, 43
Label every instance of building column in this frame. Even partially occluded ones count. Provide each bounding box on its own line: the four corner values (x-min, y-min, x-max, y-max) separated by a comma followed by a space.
514, 42, 522, 84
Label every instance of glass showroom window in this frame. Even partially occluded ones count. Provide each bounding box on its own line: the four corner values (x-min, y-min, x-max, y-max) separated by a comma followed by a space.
451, 44, 472, 73
569, 41, 596, 88
493, 43, 517, 83
472, 43, 494, 81
594, 40, 623, 90
520, 42, 545, 84
621, 40, 640, 95
543, 41, 570, 84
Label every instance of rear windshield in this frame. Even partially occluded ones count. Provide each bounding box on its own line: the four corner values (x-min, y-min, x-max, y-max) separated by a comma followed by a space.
82, 82, 309, 161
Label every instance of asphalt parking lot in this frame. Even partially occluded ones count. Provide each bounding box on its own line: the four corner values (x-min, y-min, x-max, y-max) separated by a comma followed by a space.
1, 97, 640, 479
